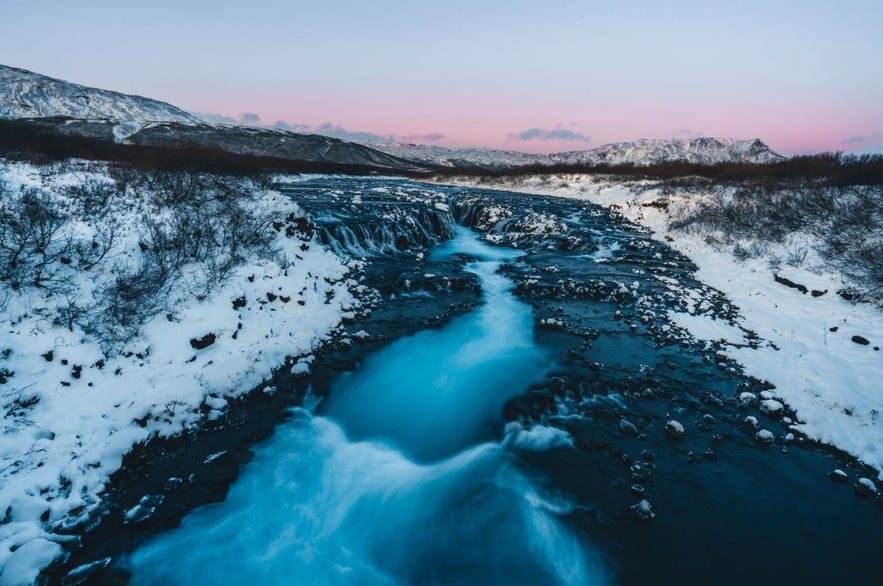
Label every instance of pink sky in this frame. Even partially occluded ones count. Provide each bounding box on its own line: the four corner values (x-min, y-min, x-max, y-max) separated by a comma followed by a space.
3, 0, 881, 156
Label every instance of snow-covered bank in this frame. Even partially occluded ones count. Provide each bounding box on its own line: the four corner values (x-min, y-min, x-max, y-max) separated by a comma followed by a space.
435, 174, 883, 479
0, 161, 358, 584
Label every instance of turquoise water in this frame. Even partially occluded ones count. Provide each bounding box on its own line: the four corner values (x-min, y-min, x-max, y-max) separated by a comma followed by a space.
124, 226, 607, 585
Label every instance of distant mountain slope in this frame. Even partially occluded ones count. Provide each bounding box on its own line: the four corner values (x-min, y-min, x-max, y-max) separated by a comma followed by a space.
550, 137, 784, 166
357, 142, 550, 170
0, 64, 202, 140
127, 122, 431, 171
362, 137, 785, 171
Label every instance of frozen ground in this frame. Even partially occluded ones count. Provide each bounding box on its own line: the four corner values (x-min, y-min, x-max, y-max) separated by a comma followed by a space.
436, 174, 883, 480
0, 161, 358, 584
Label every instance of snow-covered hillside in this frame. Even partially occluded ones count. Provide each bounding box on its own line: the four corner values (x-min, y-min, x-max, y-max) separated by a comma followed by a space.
0, 65, 202, 140
0, 160, 362, 584
551, 137, 784, 166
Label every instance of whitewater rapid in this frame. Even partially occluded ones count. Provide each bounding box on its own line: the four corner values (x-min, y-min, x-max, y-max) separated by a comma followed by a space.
124, 226, 608, 585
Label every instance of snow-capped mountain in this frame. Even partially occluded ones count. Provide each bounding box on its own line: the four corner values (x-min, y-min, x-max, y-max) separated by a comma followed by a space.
361, 137, 784, 170
0, 64, 202, 140
356, 142, 550, 170
550, 137, 784, 166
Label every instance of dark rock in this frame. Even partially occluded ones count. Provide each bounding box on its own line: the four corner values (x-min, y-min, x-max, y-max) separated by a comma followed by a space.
855, 478, 879, 499
190, 333, 217, 350
829, 469, 848, 483
774, 274, 808, 294
851, 335, 870, 346
619, 418, 638, 436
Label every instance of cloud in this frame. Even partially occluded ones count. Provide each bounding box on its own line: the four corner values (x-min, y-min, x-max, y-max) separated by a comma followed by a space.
238, 113, 262, 126
314, 122, 393, 143
508, 127, 591, 143
672, 128, 703, 139
843, 133, 882, 145
271, 120, 311, 133
188, 113, 445, 145
398, 133, 447, 143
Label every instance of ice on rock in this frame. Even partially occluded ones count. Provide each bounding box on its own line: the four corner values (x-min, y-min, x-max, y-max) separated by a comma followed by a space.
829, 469, 848, 483
745, 415, 759, 428
124, 495, 164, 525
738, 392, 757, 404
63, 557, 112, 585
290, 361, 311, 376
631, 499, 655, 520
755, 429, 775, 443
759, 399, 784, 417
856, 478, 879, 498
665, 419, 685, 439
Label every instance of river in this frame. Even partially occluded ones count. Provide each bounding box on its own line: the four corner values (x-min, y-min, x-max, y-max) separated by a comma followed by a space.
56, 177, 882, 585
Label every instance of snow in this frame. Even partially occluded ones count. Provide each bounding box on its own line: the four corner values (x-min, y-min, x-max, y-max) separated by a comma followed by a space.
439, 174, 883, 479
0, 160, 356, 583
0, 538, 63, 586
756, 429, 775, 443
0, 65, 202, 140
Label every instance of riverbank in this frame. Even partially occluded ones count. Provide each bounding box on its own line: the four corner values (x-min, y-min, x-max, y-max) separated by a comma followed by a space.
0, 162, 362, 584
432, 174, 883, 480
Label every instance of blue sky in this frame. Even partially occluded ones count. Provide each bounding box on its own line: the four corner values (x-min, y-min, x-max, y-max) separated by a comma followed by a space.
2, 0, 881, 153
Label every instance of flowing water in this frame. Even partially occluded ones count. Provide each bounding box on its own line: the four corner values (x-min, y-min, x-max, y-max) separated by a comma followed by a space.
123, 226, 609, 585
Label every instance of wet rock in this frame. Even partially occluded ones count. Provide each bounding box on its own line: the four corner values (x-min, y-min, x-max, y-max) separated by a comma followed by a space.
631, 499, 655, 520
62, 558, 112, 586
619, 418, 638, 436
665, 419, 685, 439
856, 478, 879, 499
630, 484, 645, 495
829, 469, 848, 483
703, 414, 716, 425
123, 494, 164, 524
164, 477, 183, 491
630, 461, 656, 481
